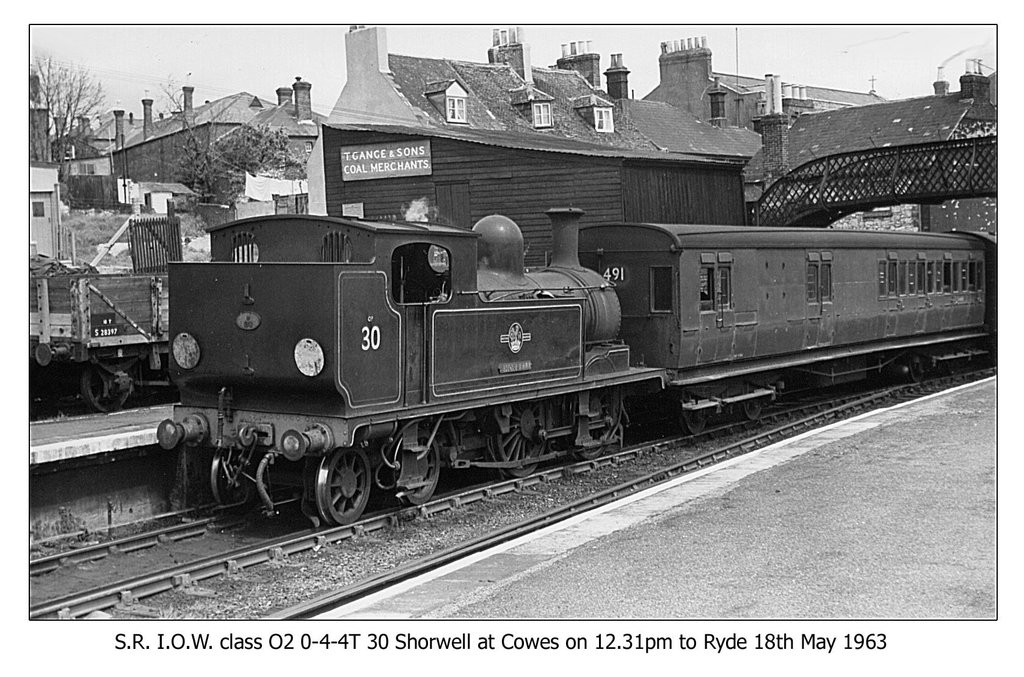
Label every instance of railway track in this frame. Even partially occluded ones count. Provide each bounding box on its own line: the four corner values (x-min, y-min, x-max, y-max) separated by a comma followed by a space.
29, 370, 992, 620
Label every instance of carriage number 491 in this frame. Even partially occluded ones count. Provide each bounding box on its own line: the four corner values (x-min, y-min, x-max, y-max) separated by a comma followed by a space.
361, 325, 382, 351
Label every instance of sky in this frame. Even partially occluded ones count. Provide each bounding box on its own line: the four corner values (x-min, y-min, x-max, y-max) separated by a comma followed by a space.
28, 24, 997, 121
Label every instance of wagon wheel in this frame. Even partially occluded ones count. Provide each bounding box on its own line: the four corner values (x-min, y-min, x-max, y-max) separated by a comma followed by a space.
210, 449, 255, 506
79, 364, 131, 412
680, 407, 708, 435
314, 448, 372, 526
399, 432, 443, 506
742, 398, 763, 421
489, 402, 546, 478
576, 390, 624, 461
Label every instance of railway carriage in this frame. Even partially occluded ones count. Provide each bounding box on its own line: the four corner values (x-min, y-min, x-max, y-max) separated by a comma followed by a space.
158, 210, 663, 525
579, 222, 994, 432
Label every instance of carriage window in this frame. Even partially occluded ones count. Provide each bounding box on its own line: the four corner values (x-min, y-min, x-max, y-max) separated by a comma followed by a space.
942, 261, 952, 293
806, 263, 819, 302
321, 231, 353, 263
650, 266, 673, 312
392, 243, 452, 304
968, 261, 978, 292
959, 262, 969, 293
917, 262, 926, 295
231, 231, 259, 262
977, 262, 984, 291
887, 261, 898, 297
699, 266, 715, 311
820, 263, 833, 302
717, 267, 732, 310
926, 262, 936, 293
908, 263, 917, 295
899, 261, 908, 296
878, 261, 887, 297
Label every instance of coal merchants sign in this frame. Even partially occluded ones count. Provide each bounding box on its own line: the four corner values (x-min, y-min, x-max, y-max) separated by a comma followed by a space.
340, 141, 432, 181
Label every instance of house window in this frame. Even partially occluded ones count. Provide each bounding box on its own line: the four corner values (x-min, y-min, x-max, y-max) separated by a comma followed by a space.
305, 142, 313, 153
650, 266, 673, 312
446, 96, 467, 123
533, 102, 552, 128
594, 107, 613, 132
85, 164, 96, 175
32, 201, 45, 218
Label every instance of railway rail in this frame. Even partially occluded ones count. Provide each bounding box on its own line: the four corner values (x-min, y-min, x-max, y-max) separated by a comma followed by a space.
29, 370, 991, 620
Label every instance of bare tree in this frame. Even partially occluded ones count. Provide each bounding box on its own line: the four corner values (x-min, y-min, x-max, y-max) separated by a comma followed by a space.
33, 53, 106, 177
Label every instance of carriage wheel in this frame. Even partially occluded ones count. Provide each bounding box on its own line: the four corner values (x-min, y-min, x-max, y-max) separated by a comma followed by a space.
490, 402, 546, 478
400, 438, 442, 506
908, 354, 926, 383
680, 407, 708, 435
576, 390, 624, 461
79, 364, 131, 412
210, 450, 255, 506
742, 398, 763, 421
314, 448, 372, 526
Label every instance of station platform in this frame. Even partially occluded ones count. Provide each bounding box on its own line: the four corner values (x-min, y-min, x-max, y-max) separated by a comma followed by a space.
29, 405, 171, 466
321, 377, 997, 619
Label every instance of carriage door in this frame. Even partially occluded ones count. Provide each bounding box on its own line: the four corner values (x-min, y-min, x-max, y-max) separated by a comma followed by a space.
811, 252, 835, 346
697, 253, 734, 363
911, 255, 928, 334
882, 254, 899, 337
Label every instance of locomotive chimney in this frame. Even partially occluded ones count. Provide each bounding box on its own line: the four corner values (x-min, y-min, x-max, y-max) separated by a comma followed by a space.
546, 207, 585, 270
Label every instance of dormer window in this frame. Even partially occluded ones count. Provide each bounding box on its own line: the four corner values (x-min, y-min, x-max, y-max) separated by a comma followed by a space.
425, 80, 470, 125
594, 107, 614, 132
533, 102, 552, 128
446, 95, 467, 123
572, 94, 615, 133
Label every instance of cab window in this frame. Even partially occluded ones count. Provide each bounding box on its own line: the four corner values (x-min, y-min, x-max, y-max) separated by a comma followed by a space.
392, 243, 451, 304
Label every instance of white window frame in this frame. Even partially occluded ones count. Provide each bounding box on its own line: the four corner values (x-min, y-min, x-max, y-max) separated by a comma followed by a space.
594, 107, 614, 132
532, 102, 552, 128
446, 95, 467, 123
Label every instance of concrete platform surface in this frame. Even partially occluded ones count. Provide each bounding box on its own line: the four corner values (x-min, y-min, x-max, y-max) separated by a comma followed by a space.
323, 378, 996, 620
29, 404, 171, 465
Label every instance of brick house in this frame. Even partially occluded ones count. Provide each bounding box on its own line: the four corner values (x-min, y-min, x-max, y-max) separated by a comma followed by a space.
102, 78, 325, 203
308, 26, 757, 260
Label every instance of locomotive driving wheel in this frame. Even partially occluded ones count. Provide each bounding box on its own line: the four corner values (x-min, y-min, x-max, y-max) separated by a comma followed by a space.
314, 447, 371, 525
210, 449, 255, 506
489, 402, 547, 478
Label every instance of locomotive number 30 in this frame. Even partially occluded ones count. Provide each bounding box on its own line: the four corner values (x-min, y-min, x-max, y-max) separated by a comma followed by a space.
361, 325, 382, 351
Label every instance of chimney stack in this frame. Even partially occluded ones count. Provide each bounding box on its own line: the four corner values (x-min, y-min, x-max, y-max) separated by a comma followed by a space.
293, 77, 312, 121
656, 36, 712, 117
142, 98, 153, 139
765, 74, 784, 115
276, 86, 293, 106
488, 26, 532, 83
182, 85, 194, 126
934, 67, 950, 96
709, 77, 726, 127
113, 109, 125, 150
556, 40, 601, 89
346, 25, 390, 75
959, 59, 990, 102
604, 53, 630, 100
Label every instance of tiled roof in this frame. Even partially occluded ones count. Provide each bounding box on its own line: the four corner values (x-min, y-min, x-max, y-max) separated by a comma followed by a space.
786, 92, 996, 164
620, 99, 762, 158
383, 52, 748, 158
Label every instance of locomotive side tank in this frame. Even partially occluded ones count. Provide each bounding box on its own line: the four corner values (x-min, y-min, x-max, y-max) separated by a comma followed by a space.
158, 210, 662, 525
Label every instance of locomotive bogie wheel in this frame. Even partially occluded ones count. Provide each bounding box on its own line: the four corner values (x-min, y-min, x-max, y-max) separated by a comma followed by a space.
211, 452, 255, 506
314, 448, 372, 526
680, 407, 708, 435
79, 364, 131, 413
400, 441, 442, 506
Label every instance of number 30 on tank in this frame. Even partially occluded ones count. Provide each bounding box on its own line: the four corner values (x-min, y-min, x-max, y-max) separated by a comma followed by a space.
361, 325, 382, 351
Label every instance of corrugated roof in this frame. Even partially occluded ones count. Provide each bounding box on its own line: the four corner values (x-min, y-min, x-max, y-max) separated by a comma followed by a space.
324, 121, 746, 167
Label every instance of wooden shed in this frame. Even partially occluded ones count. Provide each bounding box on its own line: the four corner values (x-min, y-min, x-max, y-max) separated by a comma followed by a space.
318, 123, 748, 267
